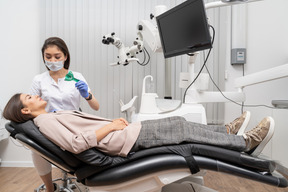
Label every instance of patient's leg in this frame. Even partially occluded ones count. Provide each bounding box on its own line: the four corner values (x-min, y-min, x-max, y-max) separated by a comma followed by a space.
135, 116, 273, 155
187, 111, 250, 134
140, 112, 250, 135
141, 116, 227, 133
136, 117, 247, 151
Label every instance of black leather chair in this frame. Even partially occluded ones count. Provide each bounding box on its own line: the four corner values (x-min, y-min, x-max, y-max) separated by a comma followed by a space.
5, 120, 288, 192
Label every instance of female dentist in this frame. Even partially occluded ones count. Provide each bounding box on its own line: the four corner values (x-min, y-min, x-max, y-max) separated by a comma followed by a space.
30, 37, 99, 192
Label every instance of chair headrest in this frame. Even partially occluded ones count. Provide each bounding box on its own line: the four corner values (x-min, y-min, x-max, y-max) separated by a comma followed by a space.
10, 120, 35, 133
5, 122, 18, 138
5, 121, 36, 138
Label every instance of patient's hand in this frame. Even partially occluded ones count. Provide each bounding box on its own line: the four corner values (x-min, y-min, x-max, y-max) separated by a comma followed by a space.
113, 118, 129, 126
95, 118, 129, 142
110, 118, 129, 131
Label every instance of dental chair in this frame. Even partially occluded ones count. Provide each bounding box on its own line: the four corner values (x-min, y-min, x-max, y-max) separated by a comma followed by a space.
5, 120, 288, 192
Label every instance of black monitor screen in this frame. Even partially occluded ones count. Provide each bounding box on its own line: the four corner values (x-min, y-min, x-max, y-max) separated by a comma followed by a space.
156, 0, 212, 58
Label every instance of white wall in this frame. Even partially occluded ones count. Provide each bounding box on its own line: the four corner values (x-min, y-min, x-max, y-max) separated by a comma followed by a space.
0, 0, 40, 166
224, 0, 288, 166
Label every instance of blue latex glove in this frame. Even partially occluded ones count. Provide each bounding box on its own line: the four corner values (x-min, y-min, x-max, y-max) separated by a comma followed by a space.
75, 80, 89, 98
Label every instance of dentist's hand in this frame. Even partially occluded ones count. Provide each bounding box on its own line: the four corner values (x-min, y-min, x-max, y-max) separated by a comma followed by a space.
75, 80, 89, 98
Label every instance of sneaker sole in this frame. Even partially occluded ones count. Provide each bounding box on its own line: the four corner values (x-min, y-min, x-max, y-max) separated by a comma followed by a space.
251, 116, 275, 157
237, 111, 251, 135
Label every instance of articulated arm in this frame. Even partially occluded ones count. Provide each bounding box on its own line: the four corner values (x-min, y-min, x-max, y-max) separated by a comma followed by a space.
102, 5, 165, 66
102, 32, 143, 66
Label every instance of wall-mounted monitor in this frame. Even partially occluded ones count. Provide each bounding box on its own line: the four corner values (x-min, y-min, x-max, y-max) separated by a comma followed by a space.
156, 0, 212, 58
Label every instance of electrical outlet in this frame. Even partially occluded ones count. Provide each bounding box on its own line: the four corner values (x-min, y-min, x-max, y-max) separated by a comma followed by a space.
231, 48, 246, 65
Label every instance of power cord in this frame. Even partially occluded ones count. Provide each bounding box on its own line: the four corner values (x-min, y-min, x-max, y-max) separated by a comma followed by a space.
182, 24, 215, 103
203, 62, 282, 109
200, 34, 286, 111
137, 47, 151, 66
182, 24, 285, 111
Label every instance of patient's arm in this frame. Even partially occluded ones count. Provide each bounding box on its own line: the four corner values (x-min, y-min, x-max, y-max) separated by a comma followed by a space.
35, 115, 128, 154
96, 119, 128, 141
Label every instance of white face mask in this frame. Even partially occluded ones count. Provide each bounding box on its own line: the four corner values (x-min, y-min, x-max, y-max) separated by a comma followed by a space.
45, 60, 64, 71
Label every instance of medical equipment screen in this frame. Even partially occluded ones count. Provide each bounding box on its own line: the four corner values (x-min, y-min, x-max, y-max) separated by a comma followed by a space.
156, 0, 212, 58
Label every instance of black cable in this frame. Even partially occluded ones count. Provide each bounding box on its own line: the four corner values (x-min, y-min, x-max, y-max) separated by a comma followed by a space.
185, 24, 283, 111
206, 72, 284, 110
142, 47, 151, 66
203, 51, 285, 110
137, 48, 146, 65
182, 24, 215, 103
190, 183, 196, 192
241, 64, 245, 113
137, 47, 151, 66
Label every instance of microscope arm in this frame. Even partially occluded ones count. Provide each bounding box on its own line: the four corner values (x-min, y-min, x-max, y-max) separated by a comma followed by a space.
102, 32, 143, 66
102, 12, 163, 66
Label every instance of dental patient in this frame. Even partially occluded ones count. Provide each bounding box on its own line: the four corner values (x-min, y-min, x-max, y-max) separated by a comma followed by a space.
3, 93, 274, 157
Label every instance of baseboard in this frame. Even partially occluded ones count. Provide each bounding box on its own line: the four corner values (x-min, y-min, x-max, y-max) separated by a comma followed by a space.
0, 160, 34, 167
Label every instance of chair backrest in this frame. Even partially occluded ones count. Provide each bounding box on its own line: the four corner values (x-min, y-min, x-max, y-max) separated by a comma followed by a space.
5, 121, 116, 173
5, 121, 82, 172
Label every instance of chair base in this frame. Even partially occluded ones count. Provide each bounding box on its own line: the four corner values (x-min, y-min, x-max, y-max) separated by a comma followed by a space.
88, 169, 217, 192
34, 169, 217, 192
34, 171, 89, 192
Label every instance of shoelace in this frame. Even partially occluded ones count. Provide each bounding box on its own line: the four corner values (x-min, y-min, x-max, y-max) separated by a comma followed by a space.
245, 124, 264, 141
226, 116, 242, 134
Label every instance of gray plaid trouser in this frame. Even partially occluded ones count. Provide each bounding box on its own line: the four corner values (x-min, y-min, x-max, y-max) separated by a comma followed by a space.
132, 116, 246, 152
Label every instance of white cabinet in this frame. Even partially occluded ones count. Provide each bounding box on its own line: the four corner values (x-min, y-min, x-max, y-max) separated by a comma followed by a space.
0, 119, 9, 164
272, 109, 288, 168
0, 119, 8, 142
0, 129, 9, 141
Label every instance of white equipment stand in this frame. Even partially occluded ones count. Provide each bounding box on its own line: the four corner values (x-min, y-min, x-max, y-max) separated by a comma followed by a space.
132, 103, 207, 125
131, 73, 207, 125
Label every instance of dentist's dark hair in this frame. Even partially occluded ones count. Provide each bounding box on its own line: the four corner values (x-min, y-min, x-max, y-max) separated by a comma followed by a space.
2, 93, 33, 123
41, 37, 71, 70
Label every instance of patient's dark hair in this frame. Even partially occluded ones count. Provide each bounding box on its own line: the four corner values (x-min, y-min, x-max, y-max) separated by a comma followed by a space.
2, 93, 33, 123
